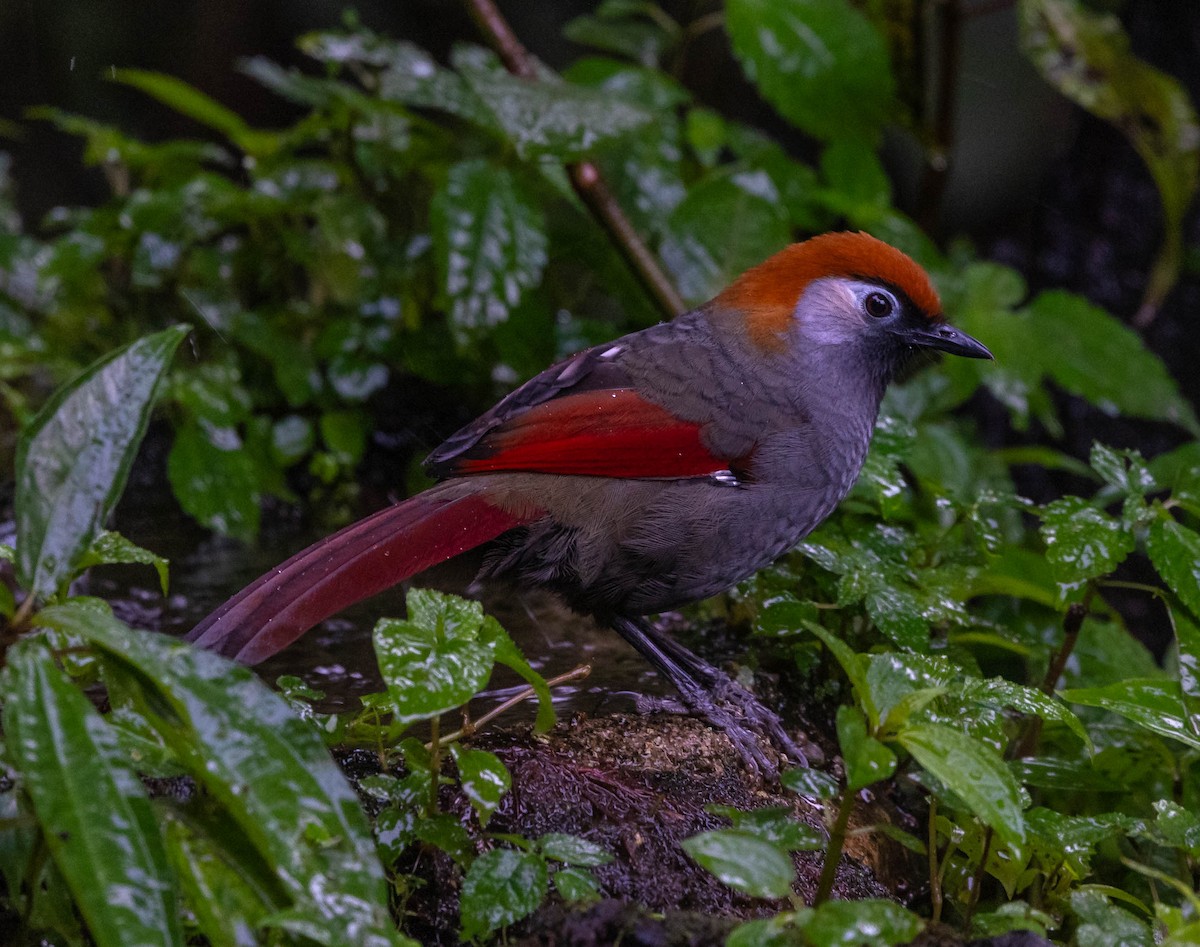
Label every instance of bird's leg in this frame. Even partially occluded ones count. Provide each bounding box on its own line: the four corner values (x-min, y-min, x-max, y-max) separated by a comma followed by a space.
609, 616, 807, 776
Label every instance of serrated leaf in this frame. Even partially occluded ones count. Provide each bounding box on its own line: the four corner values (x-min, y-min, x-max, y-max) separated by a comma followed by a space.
956, 677, 1090, 746
681, 829, 795, 899
451, 746, 510, 828
4, 641, 181, 947
706, 805, 824, 852
1040, 496, 1134, 590
459, 848, 548, 940
15, 325, 188, 598
76, 530, 169, 595
431, 159, 547, 343
897, 722, 1026, 842
35, 601, 403, 947
552, 866, 602, 902
780, 765, 840, 800
1063, 678, 1200, 751
1148, 519, 1200, 623
374, 589, 496, 725
725, 0, 894, 142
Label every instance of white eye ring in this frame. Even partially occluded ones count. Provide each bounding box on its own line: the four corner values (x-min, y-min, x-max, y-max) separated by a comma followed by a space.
863, 290, 895, 319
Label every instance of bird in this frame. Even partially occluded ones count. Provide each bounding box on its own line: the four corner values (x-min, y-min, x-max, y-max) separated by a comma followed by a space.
188, 231, 992, 775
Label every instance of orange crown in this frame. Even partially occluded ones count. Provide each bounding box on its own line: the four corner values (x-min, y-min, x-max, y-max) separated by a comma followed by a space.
716, 232, 942, 351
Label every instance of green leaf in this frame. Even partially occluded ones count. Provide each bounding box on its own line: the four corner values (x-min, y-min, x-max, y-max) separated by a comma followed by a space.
802, 620, 876, 726
167, 421, 262, 541
451, 746, 511, 828
804, 898, 923, 947
552, 866, 602, 902
680, 829, 795, 899
1020, 0, 1198, 329
658, 174, 790, 305
780, 765, 840, 800
374, 588, 497, 724
725, 0, 895, 142
114, 69, 281, 157
459, 848, 548, 941
896, 723, 1026, 842
35, 602, 403, 947
837, 704, 897, 791
4, 640, 181, 947
538, 833, 612, 867
1171, 607, 1200, 739
1070, 889, 1155, 947
955, 677, 1090, 746
1148, 519, 1200, 622
706, 805, 824, 852
15, 325, 188, 598
1040, 496, 1134, 591
1063, 678, 1200, 751
76, 530, 169, 595
563, 2, 678, 66
454, 47, 656, 159
431, 159, 548, 344
1025, 291, 1198, 432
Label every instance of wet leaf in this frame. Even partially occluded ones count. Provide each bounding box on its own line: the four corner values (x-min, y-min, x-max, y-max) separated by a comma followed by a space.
459, 848, 548, 941
552, 866, 602, 902
804, 898, 923, 947
374, 589, 496, 724
897, 723, 1026, 842
1147, 519, 1200, 622
563, 2, 678, 66
956, 678, 1090, 745
706, 805, 824, 852
451, 746, 510, 828
837, 704, 897, 791
167, 420, 263, 542
1148, 800, 1200, 856
15, 325, 188, 598
35, 601, 403, 947
3, 640, 181, 947
781, 766, 840, 800
1070, 890, 1155, 947
1026, 291, 1198, 432
681, 830, 795, 899
803, 620, 876, 726
725, 0, 894, 142
538, 834, 612, 867
1171, 607, 1200, 739
659, 175, 790, 304
76, 530, 169, 595
431, 159, 547, 343
1063, 678, 1200, 751
1040, 496, 1134, 591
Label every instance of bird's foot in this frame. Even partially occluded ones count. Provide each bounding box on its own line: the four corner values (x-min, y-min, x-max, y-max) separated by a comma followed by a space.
706, 674, 809, 769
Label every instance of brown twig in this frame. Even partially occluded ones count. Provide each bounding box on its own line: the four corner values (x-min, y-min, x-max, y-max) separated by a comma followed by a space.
461, 0, 687, 318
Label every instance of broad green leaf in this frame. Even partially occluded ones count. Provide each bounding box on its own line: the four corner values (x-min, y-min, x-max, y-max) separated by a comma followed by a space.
538, 833, 612, 867
1063, 678, 1200, 751
115, 69, 281, 157
837, 704, 897, 791
1149, 800, 1200, 857
727, 913, 810, 947
725, 0, 894, 142
780, 765, 840, 800
1026, 291, 1197, 432
76, 530, 169, 595
4, 641, 181, 947
563, 2, 679, 66
803, 620, 876, 725
804, 898, 923, 947
453, 46, 655, 159
1070, 890, 1155, 947
451, 746, 511, 828
681, 829, 794, 899
167, 420, 263, 541
1148, 519, 1200, 622
15, 325, 188, 598
1171, 607, 1200, 739
552, 866, 602, 902
486, 616, 557, 734
956, 678, 1090, 746
459, 848, 548, 941
1040, 496, 1134, 591
162, 815, 276, 947
431, 159, 547, 344
374, 589, 496, 724
897, 723, 1026, 842
35, 602, 403, 947
706, 805, 824, 852
659, 175, 790, 305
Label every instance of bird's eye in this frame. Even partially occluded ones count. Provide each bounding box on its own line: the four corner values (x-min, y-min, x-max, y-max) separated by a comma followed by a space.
864, 291, 894, 319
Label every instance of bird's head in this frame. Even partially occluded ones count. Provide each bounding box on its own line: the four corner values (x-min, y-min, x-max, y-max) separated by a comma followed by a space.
715, 232, 992, 381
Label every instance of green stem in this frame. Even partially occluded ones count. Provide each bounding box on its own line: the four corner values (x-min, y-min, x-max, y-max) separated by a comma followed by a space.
814, 788, 856, 906
928, 797, 943, 924
427, 715, 441, 816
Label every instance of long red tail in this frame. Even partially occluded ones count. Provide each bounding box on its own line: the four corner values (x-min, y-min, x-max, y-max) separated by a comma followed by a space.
187, 483, 531, 664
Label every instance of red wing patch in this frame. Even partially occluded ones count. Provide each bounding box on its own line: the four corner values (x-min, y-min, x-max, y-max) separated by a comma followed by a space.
451, 389, 728, 478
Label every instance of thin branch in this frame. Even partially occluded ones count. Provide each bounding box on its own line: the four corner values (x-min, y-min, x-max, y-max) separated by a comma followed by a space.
461, 0, 687, 318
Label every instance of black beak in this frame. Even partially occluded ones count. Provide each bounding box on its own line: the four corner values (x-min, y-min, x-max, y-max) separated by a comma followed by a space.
905, 322, 993, 360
